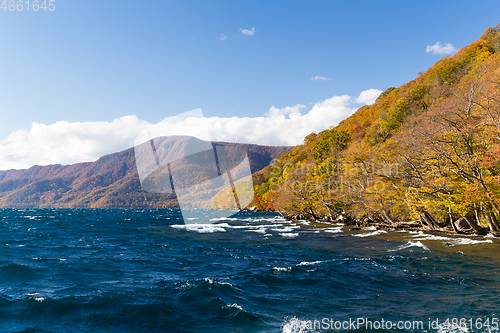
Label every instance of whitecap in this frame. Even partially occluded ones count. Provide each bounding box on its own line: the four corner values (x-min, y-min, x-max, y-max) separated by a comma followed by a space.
435, 321, 470, 333
353, 230, 387, 237
209, 217, 238, 222
297, 261, 323, 266
280, 233, 299, 238
390, 241, 430, 251
225, 303, 244, 311
323, 227, 343, 233
192, 226, 226, 233
272, 226, 300, 232
247, 228, 267, 233
281, 317, 314, 333
170, 223, 230, 233
411, 231, 494, 246
454, 238, 493, 245
273, 267, 291, 272
203, 277, 232, 286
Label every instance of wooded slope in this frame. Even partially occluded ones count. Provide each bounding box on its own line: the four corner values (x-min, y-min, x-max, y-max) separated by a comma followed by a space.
252, 25, 500, 234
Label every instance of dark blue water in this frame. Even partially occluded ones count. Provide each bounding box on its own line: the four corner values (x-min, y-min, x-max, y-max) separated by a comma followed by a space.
0, 208, 499, 332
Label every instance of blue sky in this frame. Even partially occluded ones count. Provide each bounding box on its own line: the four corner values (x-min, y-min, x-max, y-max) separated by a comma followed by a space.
1, 0, 500, 169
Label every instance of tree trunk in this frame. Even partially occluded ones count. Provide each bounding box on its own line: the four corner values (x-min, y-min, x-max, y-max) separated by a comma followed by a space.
380, 210, 395, 225
420, 214, 434, 230
489, 203, 500, 229
479, 182, 500, 222
462, 215, 484, 235
306, 207, 319, 220
474, 202, 482, 228
419, 210, 438, 230
486, 215, 498, 233
449, 208, 461, 234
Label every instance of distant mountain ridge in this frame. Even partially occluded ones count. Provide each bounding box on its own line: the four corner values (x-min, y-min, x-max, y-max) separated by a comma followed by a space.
0, 137, 291, 208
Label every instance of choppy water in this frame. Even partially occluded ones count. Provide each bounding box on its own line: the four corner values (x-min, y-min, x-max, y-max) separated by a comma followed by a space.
0, 208, 499, 332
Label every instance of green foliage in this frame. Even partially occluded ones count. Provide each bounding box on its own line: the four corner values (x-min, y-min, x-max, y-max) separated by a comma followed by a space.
377, 87, 397, 101
311, 129, 351, 159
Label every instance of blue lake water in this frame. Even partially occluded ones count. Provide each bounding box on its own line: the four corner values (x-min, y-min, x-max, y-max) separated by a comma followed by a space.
0, 208, 499, 332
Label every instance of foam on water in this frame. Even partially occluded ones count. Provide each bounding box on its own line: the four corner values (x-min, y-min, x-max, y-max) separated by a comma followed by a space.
390, 241, 430, 251
280, 233, 299, 238
247, 228, 267, 233
272, 226, 300, 232
224, 303, 244, 311
353, 230, 387, 237
203, 277, 233, 286
170, 223, 230, 233
297, 261, 324, 266
273, 267, 291, 272
281, 317, 315, 333
322, 227, 343, 233
411, 231, 494, 246
436, 322, 472, 333
363, 226, 377, 230
209, 217, 238, 222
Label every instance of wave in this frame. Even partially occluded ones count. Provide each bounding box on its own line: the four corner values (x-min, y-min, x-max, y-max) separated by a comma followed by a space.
280, 233, 299, 238
247, 228, 267, 233
0, 263, 38, 279
170, 223, 230, 233
272, 226, 300, 232
322, 227, 343, 233
390, 241, 430, 251
411, 231, 494, 246
353, 230, 387, 237
273, 267, 292, 272
297, 261, 324, 266
224, 303, 244, 311
281, 317, 315, 333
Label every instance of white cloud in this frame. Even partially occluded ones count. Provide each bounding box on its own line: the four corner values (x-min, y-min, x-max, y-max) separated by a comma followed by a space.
310, 76, 331, 81
355, 88, 383, 105
219, 33, 227, 41
426, 42, 457, 55
0, 116, 150, 170
0, 89, 382, 170
240, 27, 255, 36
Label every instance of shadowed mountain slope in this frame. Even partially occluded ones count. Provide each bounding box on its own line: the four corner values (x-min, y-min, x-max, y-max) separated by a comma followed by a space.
0, 136, 291, 208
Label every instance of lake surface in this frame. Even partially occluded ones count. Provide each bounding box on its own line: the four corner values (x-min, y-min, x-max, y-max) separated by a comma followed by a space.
0, 208, 499, 332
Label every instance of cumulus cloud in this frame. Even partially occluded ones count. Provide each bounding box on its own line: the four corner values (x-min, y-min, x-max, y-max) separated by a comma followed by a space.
219, 33, 227, 41
426, 42, 457, 55
310, 76, 331, 81
355, 88, 383, 105
240, 27, 255, 36
0, 89, 382, 170
0, 116, 150, 170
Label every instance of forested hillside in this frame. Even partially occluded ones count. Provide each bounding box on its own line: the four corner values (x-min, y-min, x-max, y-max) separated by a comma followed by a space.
252, 25, 500, 235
